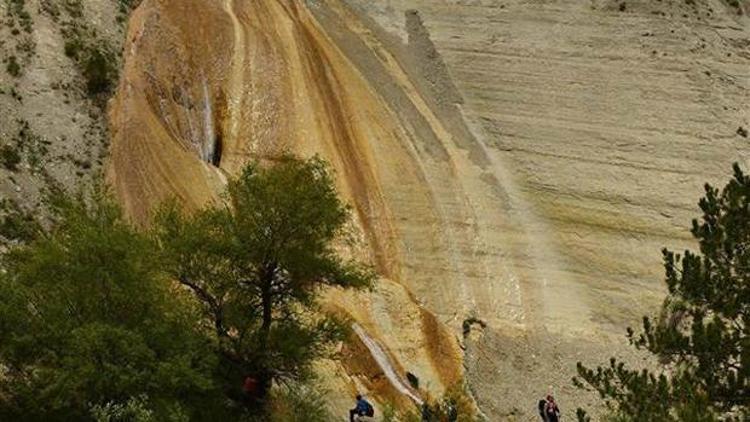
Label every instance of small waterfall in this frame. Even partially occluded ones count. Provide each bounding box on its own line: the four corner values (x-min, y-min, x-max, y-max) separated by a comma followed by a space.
186, 100, 197, 149
352, 323, 423, 405
201, 78, 216, 163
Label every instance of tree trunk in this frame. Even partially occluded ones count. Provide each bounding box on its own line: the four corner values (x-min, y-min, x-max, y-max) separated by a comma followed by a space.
260, 267, 273, 348
256, 263, 275, 399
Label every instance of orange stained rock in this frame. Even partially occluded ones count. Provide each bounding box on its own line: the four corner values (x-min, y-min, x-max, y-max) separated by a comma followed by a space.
107, 0, 468, 407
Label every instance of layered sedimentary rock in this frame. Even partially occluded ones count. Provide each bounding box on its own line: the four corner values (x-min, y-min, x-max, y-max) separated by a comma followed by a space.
108, 0, 749, 418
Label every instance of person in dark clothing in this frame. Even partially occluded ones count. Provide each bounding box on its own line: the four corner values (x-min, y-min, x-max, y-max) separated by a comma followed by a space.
538, 398, 548, 420
421, 402, 433, 421
349, 394, 374, 421
544, 395, 561, 422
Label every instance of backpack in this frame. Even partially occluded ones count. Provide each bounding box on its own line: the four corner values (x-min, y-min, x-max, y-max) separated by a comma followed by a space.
364, 401, 374, 417
538, 399, 547, 417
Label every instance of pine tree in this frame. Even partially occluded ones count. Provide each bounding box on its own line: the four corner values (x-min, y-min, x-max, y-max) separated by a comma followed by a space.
575, 163, 750, 421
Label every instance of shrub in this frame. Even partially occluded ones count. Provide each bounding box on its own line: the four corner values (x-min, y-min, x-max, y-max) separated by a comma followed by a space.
0, 144, 21, 171
58, 3, 118, 98
7, 0, 32, 33
267, 385, 334, 422
0, 199, 40, 242
82, 46, 116, 95
6, 56, 21, 77
89, 395, 155, 422
0, 189, 218, 420
64, 38, 83, 59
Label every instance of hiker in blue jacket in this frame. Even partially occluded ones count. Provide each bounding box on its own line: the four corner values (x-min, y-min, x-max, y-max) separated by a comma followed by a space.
349, 394, 374, 421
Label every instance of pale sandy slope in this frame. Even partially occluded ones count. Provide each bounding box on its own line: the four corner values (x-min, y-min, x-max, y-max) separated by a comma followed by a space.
0, 1, 126, 222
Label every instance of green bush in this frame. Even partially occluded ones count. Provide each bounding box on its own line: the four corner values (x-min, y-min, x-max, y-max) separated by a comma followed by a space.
267, 385, 333, 422
6, 56, 21, 77
89, 395, 156, 422
0, 188, 218, 420
0, 144, 21, 171
64, 38, 83, 59
83, 46, 116, 95
0, 199, 40, 243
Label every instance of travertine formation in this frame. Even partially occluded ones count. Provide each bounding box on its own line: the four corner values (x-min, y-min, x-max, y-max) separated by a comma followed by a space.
107, 0, 749, 418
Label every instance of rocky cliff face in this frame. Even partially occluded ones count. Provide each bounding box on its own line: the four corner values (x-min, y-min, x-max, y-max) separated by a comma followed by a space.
107, 0, 749, 418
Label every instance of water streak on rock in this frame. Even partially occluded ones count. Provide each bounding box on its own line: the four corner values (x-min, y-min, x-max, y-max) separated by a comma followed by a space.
352, 323, 423, 405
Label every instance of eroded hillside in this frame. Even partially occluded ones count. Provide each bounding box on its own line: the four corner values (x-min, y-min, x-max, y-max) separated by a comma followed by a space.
107, 0, 749, 419
0, 0, 137, 245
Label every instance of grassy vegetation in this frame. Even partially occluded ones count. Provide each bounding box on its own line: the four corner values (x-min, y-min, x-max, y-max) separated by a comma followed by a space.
3, 0, 37, 76
15, 119, 50, 173
6, 0, 33, 33
115, 0, 141, 23
4, 0, 128, 97
381, 384, 479, 422
265, 385, 334, 422
47, 0, 120, 98
60, 26, 118, 97
0, 120, 51, 175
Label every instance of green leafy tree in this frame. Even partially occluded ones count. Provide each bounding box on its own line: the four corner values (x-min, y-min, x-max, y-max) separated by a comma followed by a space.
153, 155, 373, 406
0, 188, 217, 421
82, 46, 116, 96
575, 163, 750, 421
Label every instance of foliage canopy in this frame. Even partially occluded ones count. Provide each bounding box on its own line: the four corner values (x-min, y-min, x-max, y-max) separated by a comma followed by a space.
0, 188, 216, 421
0, 155, 372, 419
154, 155, 373, 403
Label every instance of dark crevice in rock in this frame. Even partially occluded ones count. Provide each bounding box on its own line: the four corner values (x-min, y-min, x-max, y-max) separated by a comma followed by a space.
210, 133, 222, 167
